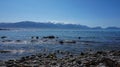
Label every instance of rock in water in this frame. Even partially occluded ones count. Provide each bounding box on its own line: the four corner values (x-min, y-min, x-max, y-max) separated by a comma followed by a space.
43, 36, 56, 39
0, 50, 11, 53
1, 36, 7, 39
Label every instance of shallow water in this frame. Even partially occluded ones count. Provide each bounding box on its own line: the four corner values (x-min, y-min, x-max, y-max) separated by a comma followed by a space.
0, 29, 120, 60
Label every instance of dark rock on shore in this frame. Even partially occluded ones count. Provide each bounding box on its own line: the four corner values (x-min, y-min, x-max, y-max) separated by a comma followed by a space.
46, 53, 57, 59
0, 50, 119, 67
101, 57, 116, 67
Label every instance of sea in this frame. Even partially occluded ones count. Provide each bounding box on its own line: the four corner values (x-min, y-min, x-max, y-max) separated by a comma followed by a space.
0, 29, 120, 60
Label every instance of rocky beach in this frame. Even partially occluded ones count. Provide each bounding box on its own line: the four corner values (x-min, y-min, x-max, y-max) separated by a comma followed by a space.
0, 50, 120, 67
0, 30, 120, 67
0, 35, 120, 67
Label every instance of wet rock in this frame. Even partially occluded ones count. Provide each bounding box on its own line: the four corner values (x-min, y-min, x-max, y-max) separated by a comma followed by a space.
69, 54, 73, 57
1, 36, 7, 39
19, 57, 26, 62
59, 40, 76, 44
76, 60, 81, 65
113, 51, 120, 56
96, 51, 105, 54
81, 41, 98, 43
43, 36, 56, 39
5, 60, 15, 67
31, 36, 39, 40
29, 55, 36, 59
16, 40, 22, 42
78, 37, 81, 39
36, 36, 39, 39
56, 50, 60, 54
24, 56, 30, 60
59, 40, 64, 44
80, 52, 84, 56
0, 50, 11, 53
31, 36, 34, 39
60, 51, 65, 55
0, 28, 10, 30
101, 57, 116, 67
2, 40, 12, 42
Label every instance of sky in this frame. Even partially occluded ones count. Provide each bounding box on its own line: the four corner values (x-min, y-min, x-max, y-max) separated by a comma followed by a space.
0, 0, 120, 27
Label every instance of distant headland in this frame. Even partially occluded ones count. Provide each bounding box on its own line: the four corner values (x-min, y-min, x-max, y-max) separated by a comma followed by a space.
0, 21, 119, 29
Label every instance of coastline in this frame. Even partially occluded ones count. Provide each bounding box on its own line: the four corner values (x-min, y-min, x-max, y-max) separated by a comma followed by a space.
0, 32, 120, 67
0, 50, 120, 67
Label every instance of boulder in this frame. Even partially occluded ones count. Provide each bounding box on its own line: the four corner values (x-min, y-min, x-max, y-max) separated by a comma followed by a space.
59, 40, 76, 44
43, 36, 56, 39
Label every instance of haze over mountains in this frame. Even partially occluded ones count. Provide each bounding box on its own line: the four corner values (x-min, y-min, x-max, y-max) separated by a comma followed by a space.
0, 21, 119, 29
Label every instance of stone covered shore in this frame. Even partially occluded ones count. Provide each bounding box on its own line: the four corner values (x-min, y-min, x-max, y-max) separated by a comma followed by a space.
0, 50, 120, 67
0, 36, 120, 67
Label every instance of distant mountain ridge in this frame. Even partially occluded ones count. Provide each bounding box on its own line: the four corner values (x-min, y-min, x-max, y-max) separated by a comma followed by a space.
0, 21, 119, 29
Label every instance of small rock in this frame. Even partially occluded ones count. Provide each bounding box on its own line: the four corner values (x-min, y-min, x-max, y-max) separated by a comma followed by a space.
59, 40, 76, 44
0, 50, 11, 53
76, 60, 81, 64
16, 40, 22, 42
78, 37, 81, 39
80, 52, 84, 56
43, 36, 56, 39
46, 53, 57, 59
101, 57, 116, 67
1, 36, 7, 39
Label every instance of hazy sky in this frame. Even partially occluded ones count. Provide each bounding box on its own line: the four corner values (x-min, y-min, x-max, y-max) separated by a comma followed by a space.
0, 0, 120, 27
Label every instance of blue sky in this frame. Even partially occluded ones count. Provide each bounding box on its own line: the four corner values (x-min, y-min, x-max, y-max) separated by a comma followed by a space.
0, 0, 120, 27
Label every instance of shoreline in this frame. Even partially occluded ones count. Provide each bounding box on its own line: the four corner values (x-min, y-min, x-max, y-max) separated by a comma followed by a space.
0, 50, 120, 67
0, 35, 120, 67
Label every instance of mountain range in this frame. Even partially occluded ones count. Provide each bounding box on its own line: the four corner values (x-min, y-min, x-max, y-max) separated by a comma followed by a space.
0, 21, 119, 29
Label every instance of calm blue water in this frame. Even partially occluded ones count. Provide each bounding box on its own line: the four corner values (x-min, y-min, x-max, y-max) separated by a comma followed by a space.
0, 29, 120, 60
